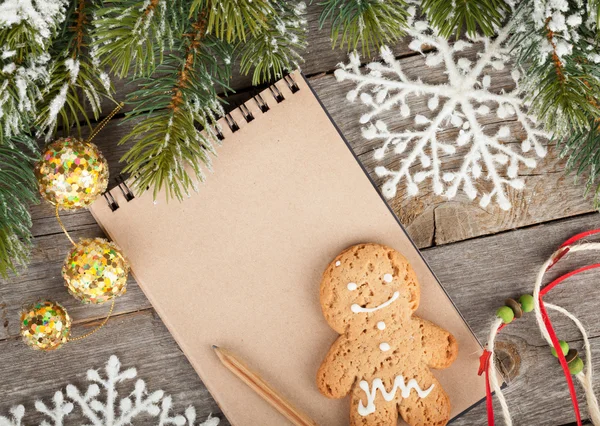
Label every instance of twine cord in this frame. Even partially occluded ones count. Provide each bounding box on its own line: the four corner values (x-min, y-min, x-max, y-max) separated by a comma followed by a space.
546, 303, 600, 425
488, 317, 511, 425
483, 236, 600, 426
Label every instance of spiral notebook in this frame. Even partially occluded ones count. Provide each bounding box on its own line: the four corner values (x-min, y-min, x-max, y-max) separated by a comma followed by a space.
89, 70, 486, 425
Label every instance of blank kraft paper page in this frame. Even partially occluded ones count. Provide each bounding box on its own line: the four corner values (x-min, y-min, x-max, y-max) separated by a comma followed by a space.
89, 70, 486, 426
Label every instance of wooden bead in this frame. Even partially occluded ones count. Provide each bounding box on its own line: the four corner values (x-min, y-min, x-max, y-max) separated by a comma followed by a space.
505, 298, 523, 319
551, 340, 569, 358
565, 348, 578, 364
568, 357, 584, 375
496, 306, 514, 324
519, 294, 534, 313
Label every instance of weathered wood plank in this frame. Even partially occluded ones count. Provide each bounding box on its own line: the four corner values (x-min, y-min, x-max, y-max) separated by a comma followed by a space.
9, 11, 600, 425
5, 207, 600, 424
0, 310, 228, 425
452, 335, 600, 426
35, 48, 594, 251
309, 53, 595, 248
0, 226, 152, 341
423, 212, 600, 425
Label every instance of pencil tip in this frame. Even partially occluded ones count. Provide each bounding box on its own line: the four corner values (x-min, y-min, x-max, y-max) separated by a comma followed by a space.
212, 344, 218, 349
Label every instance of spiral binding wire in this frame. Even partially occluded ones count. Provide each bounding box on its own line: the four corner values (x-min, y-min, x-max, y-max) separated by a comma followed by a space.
102, 74, 300, 211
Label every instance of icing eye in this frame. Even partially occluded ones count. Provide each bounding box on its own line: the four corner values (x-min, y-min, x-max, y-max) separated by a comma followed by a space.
347, 282, 358, 291
383, 273, 393, 283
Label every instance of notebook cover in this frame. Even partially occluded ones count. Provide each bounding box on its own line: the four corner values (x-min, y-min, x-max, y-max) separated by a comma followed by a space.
89, 70, 486, 425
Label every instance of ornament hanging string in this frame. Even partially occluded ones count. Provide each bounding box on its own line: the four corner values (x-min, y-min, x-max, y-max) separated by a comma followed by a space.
68, 298, 116, 342
55, 203, 76, 246
53, 101, 125, 247
25, 102, 130, 350
480, 229, 600, 426
86, 102, 124, 143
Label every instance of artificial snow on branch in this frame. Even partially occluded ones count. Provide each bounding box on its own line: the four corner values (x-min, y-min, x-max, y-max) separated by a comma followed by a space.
118, 10, 232, 200
37, 0, 114, 140
239, 1, 308, 85
0, 0, 69, 143
336, 10, 550, 210
92, 0, 176, 79
318, 0, 409, 55
0, 133, 39, 278
510, 0, 600, 135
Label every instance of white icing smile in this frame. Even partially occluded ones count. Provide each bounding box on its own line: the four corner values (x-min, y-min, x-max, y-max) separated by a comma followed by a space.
358, 376, 434, 416
351, 291, 400, 313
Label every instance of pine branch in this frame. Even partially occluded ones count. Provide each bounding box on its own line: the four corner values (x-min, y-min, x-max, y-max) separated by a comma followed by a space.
190, 0, 275, 43
561, 122, 600, 206
591, 0, 600, 27
511, 2, 600, 135
319, 0, 409, 55
0, 133, 39, 278
92, 0, 179, 78
0, 0, 69, 143
36, 0, 114, 141
422, 0, 511, 37
239, 1, 308, 85
119, 12, 233, 200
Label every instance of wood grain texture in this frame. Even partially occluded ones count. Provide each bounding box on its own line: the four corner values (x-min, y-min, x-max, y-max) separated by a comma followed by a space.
0, 310, 225, 425
2, 6, 599, 426
0, 224, 152, 341
423, 212, 600, 425
308, 55, 595, 249
3, 210, 599, 425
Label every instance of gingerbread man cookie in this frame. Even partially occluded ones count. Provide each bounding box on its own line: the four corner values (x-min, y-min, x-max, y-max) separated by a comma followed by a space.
317, 243, 458, 426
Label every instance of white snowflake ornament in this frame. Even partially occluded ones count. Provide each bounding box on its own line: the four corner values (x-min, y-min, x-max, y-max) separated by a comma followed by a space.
0, 355, 220, 426
335, 16, 551, 210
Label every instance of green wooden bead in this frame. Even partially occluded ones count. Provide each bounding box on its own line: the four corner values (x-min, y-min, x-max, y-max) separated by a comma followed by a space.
568, 357, 584, 375
551, 340, 569, 358
519, 294, 534, 313
496, 306, 514, 324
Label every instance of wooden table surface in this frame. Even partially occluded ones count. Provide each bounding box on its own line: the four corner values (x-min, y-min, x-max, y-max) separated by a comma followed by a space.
1, 5, 598, 425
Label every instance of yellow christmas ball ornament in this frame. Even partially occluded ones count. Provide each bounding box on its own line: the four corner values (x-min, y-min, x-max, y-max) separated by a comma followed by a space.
35, 137, 109, 209
62, 238, 129, 304
20, 300, 71, 351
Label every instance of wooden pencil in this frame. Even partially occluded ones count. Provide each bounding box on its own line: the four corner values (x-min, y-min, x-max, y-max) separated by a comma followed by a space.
212, 345, 319, 426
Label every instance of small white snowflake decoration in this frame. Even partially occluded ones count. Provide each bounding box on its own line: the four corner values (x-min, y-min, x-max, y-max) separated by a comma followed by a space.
0, 355, 220, 426
335, 9, 551, 210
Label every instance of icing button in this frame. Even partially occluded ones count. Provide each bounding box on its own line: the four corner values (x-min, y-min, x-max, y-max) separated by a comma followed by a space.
379, 342, 391, 352
377, 321, 386, 330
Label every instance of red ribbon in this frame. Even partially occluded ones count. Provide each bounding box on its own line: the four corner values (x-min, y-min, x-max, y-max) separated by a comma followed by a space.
481, 229, 600, 426
539, 297, 582, 425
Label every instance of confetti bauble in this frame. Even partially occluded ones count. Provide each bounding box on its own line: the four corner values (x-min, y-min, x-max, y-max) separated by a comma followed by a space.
62, 238, 129, 304
35, 137, 109, 209
20, 300, 71, 351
